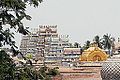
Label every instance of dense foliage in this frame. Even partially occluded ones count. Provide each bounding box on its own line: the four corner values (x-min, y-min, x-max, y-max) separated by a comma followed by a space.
0, 50, 15, 79
0, 0, 59, 80
0, 0, 43, 51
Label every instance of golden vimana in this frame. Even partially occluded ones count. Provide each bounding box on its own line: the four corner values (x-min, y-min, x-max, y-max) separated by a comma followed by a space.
80, 43, 108, 61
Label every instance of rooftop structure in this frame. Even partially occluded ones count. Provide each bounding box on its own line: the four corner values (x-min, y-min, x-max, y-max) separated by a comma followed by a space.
52, 66, 102, 80
80, 44, 108, 62
62, 48, 81, 67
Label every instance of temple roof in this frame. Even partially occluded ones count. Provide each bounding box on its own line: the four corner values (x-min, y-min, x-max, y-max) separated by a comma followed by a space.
80, 46, 108, 61
85, 47, 103, 52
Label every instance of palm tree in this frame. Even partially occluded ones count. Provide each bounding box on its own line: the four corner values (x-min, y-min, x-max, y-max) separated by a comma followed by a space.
83, 40, 91, 50
74, 42, 81, 48
69, 43, 73, 48
101, 34, 113, 55
93, 35, 102, 48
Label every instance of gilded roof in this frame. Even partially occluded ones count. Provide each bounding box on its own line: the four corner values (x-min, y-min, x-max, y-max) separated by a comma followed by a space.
80, 46, 108, 61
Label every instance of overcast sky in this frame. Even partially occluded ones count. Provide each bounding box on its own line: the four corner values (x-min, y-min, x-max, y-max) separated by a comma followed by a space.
16, 0, 120, 47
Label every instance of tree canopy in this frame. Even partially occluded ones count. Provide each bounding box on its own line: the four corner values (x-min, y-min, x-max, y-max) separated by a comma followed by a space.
0, 0, 59, 80
0, 0, 43, 51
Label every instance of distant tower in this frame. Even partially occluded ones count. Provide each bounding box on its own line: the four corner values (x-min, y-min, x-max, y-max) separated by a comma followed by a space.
20, 25, 71, 66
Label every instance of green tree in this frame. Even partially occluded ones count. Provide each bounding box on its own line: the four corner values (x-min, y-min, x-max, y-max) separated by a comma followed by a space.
39, 67, 60, 80
15, 67, 39, 80
74, 42, 81, 48
0, 0, 60, 79
101, 34, 113, 55
26, 53, 33, 59
0, 49, 40, 80
69, 43, 73, 48
83, 40, 91, 50
0, 0, 44, 79
93, 35, 102, 48
0, 0, 43, 51
0, 50, 15, 80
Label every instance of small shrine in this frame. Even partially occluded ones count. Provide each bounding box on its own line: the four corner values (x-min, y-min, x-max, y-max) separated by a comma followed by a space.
80, 44, 108, 61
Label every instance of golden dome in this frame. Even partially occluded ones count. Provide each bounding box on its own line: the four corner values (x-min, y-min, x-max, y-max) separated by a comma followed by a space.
80, 46, 108, 62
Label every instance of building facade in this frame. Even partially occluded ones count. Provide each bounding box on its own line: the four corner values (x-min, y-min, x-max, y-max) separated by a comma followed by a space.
20, 28, 39, 58
20, 25, 71, 66
45, 35, 70, 66
62, 48, 81, 67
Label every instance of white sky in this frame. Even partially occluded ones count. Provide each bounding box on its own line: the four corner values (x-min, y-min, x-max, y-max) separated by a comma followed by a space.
16, 0, 120, 47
